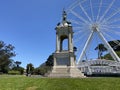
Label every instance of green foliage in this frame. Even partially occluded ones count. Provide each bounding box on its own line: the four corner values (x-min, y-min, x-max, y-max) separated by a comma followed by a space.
11, 61, 24, 75
104, 51, 120, 60
26, 63, 34, 75
34, 54, 54, 75
33, 67, 40, 75
0, 41, 16, 73
0, 76, 120, 90
14, 61, 21, 68
95, 43, 107, 59
34, 64, 51, 75
8, 70, 20, 75
33, 67, 44, 75
95, 40, 120, 60
108, 40, 120, 51
12, 66, 24, 75
45, 54, 53, 66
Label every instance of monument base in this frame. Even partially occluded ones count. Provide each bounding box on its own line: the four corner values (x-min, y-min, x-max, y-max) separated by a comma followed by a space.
48, 66, 85, 78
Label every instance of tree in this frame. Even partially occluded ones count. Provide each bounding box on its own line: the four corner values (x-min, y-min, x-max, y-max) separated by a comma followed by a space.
0, 41, 16, 73
26, 63, 34, 75
12, 61, 24, 75
34, 63, 47, 75
108, 40, 120, 51
34, 54, 54, 75
10, 66, 24, 75
15, 61, 21, 68
95, 40, 120, 60
45, 55, 53, 66
104, 51, 120, 60
95, 43, 107, 59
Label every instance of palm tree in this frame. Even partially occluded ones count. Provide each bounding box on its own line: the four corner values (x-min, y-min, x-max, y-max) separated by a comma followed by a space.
95, 44, 107, 59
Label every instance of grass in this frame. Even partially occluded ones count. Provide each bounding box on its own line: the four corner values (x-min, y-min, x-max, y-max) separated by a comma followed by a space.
0, 75, 120, 90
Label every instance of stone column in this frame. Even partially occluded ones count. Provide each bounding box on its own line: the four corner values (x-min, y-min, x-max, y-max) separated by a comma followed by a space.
54, 56, 57, 66
70, 56, 75, 66
56, 33, 59, 53
60, 40, 63, 51
68, 32, 73, 52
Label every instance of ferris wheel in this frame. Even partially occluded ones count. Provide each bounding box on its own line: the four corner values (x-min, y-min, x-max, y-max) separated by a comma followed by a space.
66, 0, 120, 63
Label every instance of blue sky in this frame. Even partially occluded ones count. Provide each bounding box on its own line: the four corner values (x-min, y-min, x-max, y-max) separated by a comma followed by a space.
0, 0, 75, 68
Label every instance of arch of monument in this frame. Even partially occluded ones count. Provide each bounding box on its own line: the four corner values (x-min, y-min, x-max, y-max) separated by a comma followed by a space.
48, 11, 85, 77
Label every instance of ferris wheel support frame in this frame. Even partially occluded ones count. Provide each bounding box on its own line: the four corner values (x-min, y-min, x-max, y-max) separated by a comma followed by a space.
77, 30, 94, 63
77, 26, 120, 64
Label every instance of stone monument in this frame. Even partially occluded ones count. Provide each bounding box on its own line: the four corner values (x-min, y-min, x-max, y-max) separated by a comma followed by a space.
48, 11, 85, 78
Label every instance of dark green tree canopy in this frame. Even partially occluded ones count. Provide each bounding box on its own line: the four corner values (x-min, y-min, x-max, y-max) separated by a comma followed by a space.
95, 40, 120, 60
108, 40, 120, 51
95, 43, 107, 59
0, 41, 16, 73
45, 55, 53, 66
26, 63, 34, 74
15, 61, 21, 68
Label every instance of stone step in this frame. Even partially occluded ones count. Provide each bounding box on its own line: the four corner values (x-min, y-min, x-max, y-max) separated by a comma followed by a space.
48, 66, 85, 78
49, 73, 70, 77
51, 71, 69, 74
52, 67, 69, 73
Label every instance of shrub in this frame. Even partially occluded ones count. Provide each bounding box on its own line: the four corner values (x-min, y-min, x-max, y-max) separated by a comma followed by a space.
8, 70, 20, 75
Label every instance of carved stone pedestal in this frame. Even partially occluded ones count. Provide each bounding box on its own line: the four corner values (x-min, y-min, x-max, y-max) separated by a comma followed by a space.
48, 51, 85, 78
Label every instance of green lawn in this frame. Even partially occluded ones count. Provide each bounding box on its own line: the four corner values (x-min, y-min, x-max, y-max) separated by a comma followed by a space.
0, 75, 120, 90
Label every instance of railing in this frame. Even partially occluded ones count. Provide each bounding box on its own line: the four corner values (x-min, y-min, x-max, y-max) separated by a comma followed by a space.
78, 59, 120, 76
